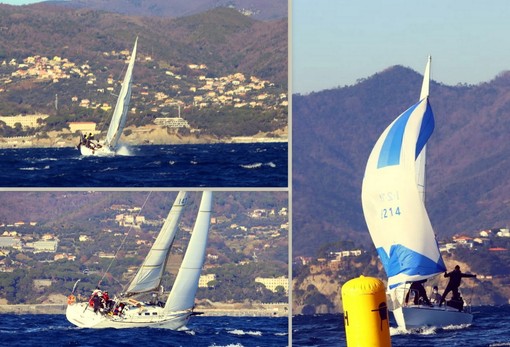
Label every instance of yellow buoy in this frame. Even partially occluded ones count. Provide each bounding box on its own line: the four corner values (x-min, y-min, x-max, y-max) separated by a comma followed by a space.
341, 276, 391, 346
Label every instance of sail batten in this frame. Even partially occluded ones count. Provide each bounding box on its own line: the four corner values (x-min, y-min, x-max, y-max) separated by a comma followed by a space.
125, 191, 188, 295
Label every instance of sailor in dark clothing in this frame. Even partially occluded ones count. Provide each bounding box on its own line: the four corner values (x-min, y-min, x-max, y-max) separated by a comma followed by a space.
92, 293, 102, 314
406, 279, 432, 306
439, 265, 476, 306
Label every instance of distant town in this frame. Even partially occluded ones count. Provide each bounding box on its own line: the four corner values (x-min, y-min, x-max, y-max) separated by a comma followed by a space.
0, 47, 288, 146
293, 227, 510, 314
296, 227, 510, 276
0, 194, 289, 306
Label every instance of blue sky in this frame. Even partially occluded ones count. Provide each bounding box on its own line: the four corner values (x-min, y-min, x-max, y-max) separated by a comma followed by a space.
293, 0, 510, 94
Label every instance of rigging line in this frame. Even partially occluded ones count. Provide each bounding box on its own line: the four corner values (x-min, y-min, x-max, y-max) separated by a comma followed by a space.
98, 191, 153, 287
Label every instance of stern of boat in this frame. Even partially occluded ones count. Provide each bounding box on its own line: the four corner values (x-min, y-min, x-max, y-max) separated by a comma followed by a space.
393, 305, 473, 330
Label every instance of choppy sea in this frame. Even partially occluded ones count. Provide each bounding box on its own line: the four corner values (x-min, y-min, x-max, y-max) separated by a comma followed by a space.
0, 315, 288, 347
292, 305, 510, 346
0, 143, 287, 187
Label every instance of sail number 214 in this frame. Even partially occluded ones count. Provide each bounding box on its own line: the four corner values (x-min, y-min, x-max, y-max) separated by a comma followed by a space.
381, 207, 401, 219
378, 191, 401, 219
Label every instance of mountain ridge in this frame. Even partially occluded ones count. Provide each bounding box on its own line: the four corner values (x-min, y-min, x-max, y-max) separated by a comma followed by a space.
293, 64, 510, 256
42, 0, 287, 20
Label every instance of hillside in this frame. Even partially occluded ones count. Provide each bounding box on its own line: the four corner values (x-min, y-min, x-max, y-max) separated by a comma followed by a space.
293, 66, 510, 256
0, 4, 287, 138
0, 5, 287, 84
45, 0, 287, 20
0, 191, 289, 305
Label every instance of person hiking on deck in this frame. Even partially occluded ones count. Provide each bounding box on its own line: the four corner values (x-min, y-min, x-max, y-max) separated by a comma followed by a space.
439, 265, 476, 306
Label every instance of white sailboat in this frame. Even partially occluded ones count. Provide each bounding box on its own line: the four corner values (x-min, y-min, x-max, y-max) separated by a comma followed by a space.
361, 57, 473, 330
66, 191, 213, 329
78, 37, 138, 156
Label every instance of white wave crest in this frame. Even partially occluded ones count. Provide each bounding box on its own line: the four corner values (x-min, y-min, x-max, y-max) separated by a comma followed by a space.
19, 165, 50, 171
116, 146, 133, 156
241, 162, 276, 169
241, 163, 263, 169
227, 329, 262, 336
390, 325, 437, 336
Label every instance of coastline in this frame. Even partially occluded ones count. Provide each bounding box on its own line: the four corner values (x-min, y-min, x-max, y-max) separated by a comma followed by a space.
0, 303, 289, 317
0, 125, 288, 149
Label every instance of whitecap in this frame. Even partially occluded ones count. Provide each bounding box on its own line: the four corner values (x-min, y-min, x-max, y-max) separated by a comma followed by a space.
442, 323, 472, 330
19, 165, 50, 171
390, 325, 437, 336
116, 146, 133, 156
241, 163, 262, 169
227, 329, 262, 336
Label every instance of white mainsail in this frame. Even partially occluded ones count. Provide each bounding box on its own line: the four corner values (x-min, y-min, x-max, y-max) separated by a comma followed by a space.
104, 37, 137, 150
361, 57, 445, 289
125, 191, 188, 295
164, 191, 212, 313
416, 55, 431, 202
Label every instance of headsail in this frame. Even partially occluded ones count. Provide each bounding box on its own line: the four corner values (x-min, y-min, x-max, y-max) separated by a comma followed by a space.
361, 96, 445, 289
164, 191, 212, 313
104, 37, 137, 149
125, 191, 188, 295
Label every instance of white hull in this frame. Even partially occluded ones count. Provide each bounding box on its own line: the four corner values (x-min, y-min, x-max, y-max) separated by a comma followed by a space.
79, 143, 115, 157
66, 302, 191, 330
393, 305, 473, 329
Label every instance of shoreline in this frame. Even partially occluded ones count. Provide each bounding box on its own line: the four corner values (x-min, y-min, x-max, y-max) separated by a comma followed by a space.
0, 126, 288, 149
0, 137, 288, 149
0, 303, 289, 317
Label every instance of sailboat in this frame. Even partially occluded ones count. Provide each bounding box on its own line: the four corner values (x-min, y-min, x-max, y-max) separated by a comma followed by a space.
78, 37, 138, 156
66, 191, 213, 329
361, 57, 473, 330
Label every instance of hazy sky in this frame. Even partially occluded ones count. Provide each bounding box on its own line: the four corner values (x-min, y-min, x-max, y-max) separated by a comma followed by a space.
293, 0, 510, 94
0, 0, 45, 4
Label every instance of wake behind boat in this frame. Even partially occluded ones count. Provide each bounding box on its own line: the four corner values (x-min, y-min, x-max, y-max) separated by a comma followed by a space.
361, 56, 473, 330
77, 37, 137, 156
66, 191, 213, 329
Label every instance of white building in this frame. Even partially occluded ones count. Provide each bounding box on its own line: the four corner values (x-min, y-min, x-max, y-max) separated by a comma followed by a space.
0, 114, 49, 128
198, 274, 216, 288
68, 122, 98, 135
154, 117, 190, 128
32, 240, 58, 253
255, 276, 288, 294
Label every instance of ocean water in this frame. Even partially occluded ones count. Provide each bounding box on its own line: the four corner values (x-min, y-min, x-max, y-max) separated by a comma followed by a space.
0, 143, 287, 187
0, 314, 288, 347
292, 305, 510, 346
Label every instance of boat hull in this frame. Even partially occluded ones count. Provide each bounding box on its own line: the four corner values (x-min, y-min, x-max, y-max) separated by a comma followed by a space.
393, 305, 473, 329
66, 302, 191, 330
79, 143, 115, 157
